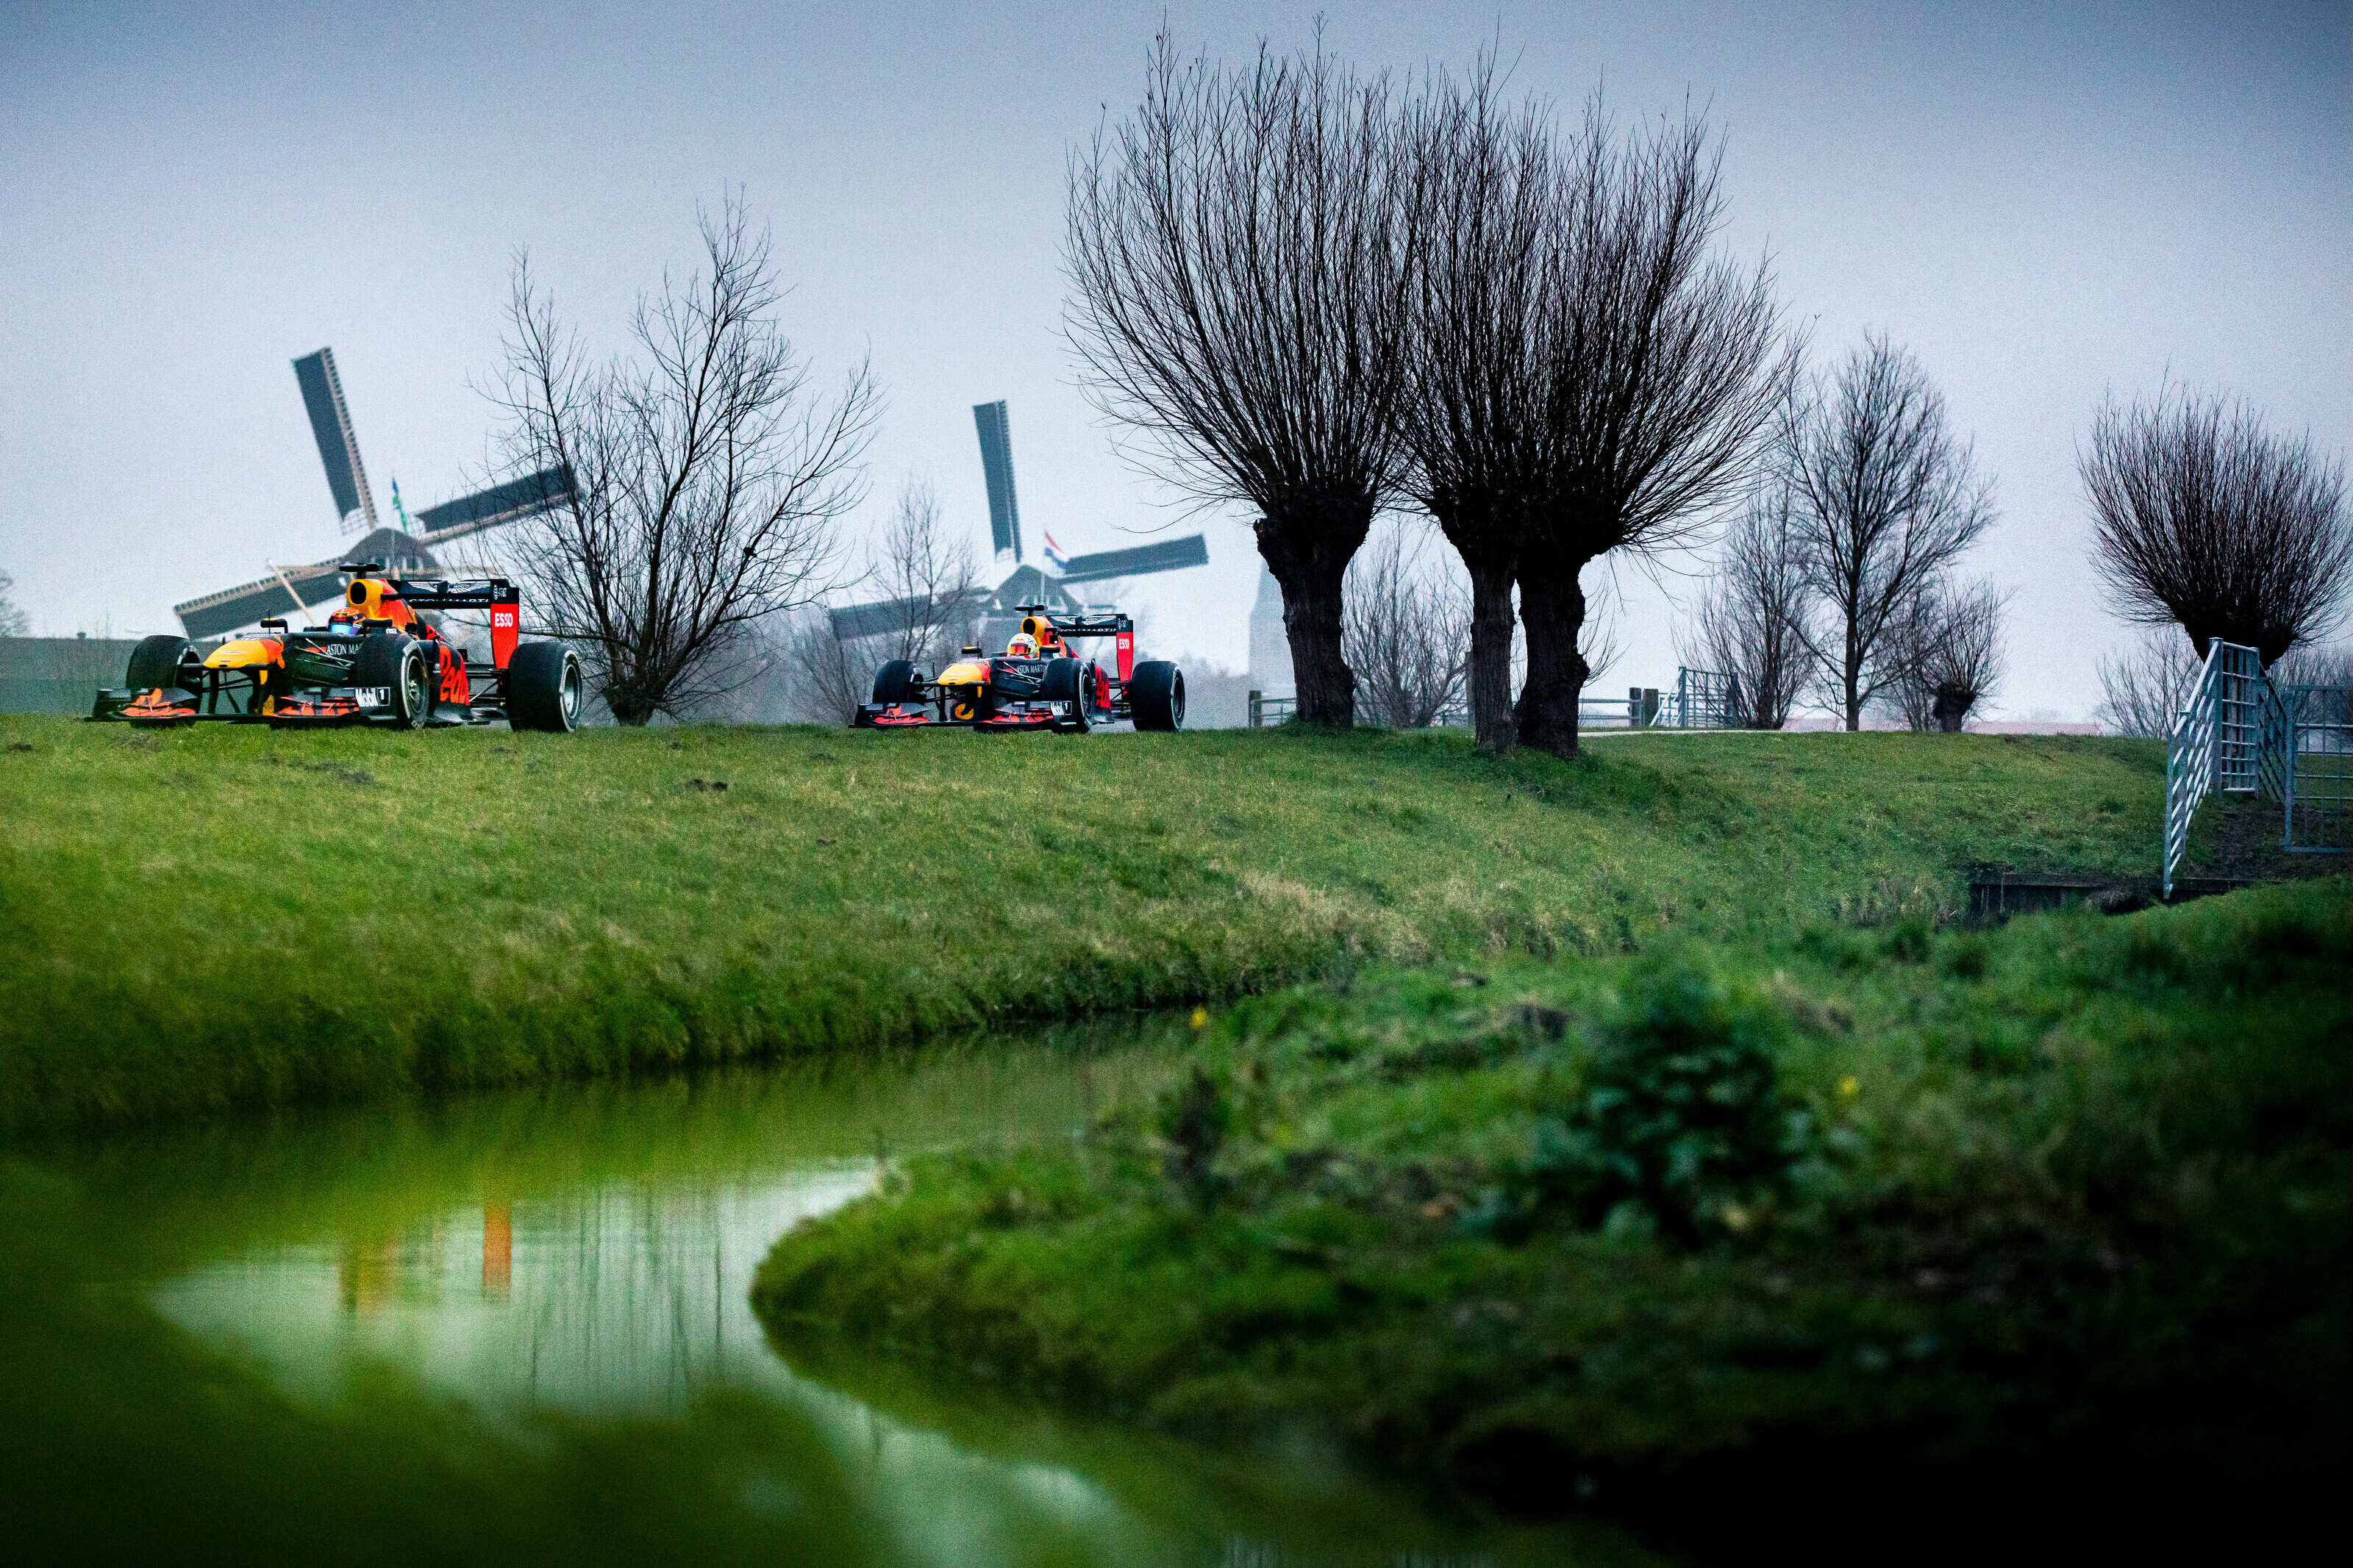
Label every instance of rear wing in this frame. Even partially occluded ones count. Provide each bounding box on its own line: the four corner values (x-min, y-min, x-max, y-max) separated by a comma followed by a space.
388, 577, 524, 668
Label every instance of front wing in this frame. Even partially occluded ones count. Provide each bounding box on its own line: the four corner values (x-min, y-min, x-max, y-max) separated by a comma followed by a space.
855, 700, 1071, 730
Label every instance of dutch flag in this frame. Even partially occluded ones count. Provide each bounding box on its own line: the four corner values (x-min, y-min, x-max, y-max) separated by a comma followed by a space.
1042, 531, 1070, 576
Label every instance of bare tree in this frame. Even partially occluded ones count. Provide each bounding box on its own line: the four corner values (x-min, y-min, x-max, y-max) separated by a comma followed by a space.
1401, 65, 1554, 752
1682, 488, 1808, 728
1782, 332, 1996, 730
782, 478, 980, 724
490, 196, 881, 725
0, 569, 26, 637
2081, 386, 2352, 669
1880, 576, 2007, 732
2271, 640, 2353, 732
2094, 626, 2203, 738
1511, 101, 1797, 756
860, 477, 982, 670
1342, 517, 1468, 728
780, 609, 865, 725
2271, 640, 2353, 691
1065, 30, 1423, 726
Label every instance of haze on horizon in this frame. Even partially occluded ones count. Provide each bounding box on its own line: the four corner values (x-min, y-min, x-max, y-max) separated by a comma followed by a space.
2, 1, 2345, 722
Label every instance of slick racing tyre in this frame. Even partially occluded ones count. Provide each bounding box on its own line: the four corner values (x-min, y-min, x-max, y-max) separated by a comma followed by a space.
124, 634, 192, 693
354, 633, 430, 730
508, 642, 583, 733
871, 659, 919, 706
1130, 661, 1185, 731
1043, 656, 1090, 732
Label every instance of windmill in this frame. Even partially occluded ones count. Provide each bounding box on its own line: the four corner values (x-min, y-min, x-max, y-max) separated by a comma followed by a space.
170, 347, 574, 640
826, 400, 1208, 651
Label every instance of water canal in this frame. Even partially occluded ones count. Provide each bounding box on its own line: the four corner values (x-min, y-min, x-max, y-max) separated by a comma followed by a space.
0, 1028, 1658, 1566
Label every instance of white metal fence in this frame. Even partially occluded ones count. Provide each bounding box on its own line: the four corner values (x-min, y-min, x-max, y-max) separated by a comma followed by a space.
2165, 639, 2350, 895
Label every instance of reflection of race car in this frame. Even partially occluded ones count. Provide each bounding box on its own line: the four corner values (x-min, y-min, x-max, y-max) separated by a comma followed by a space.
853, 605, 1184, 732
90, 563, 583, 732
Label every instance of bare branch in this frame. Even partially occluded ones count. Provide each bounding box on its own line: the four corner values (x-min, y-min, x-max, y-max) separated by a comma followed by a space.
2094, 626, 2204, 739
1682, 487, 1810, 728
1341, 516, 1469, 728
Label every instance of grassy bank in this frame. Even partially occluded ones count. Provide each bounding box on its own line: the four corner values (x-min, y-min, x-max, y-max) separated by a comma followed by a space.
753, 879, 2350, 1544
4, 713, 2165, 1124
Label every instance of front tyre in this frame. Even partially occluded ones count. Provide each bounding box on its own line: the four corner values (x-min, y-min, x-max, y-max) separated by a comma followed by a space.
354, 633, 431, 729
1042, 657, 1090, 732
125, 634, 192, 692
508, 642, 583, 733
1130, 661, 1185, 731
871, 659, 920, 706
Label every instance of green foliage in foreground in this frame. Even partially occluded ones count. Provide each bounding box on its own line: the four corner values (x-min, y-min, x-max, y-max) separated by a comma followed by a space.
2, 714, 2161, 1124
753, 880, 2352, 1519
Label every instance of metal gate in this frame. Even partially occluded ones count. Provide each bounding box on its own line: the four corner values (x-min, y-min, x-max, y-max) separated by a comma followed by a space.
2277, 683, 2353, 852
1674, 667, 1746, 728
2165, 640, 2351, 894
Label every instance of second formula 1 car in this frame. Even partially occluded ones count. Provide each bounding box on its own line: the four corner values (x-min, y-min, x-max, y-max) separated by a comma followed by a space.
852, 605, 1184, 732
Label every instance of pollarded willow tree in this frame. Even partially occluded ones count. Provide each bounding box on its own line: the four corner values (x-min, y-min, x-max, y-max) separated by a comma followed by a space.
1400, 66, 1557, 753
1511, 103, 1796, 757
2080, 386, 2351, 669
1881, 575, 2008, 732
1065, 32, 1424, 726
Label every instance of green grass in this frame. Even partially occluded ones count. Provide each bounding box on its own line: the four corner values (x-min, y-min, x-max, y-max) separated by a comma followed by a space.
4, 715, 2165, 1124
751, 878, 2351, 1542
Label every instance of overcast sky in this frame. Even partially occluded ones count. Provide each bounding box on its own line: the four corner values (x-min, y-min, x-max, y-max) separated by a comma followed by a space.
3, 1, 2345, 719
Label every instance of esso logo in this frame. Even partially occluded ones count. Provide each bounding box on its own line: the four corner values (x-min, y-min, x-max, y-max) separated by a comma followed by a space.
493, 611, 515, 629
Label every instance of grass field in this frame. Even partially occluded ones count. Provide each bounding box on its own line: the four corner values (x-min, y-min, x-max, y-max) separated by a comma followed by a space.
754, 877, 2351, 1545
3, 713, 2168, 1125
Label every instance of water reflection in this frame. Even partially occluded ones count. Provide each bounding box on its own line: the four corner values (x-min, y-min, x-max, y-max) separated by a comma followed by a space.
26, 1039, 1653, 1566
159, 1167, 873, 1419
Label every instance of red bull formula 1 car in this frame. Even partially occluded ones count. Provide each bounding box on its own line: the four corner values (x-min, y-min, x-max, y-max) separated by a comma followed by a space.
853, 605, 1185, 732
90, 563, 583, 731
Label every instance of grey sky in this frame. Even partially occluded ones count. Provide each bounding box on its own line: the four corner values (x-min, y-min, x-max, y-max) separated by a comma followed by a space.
3, 1, 2345, 719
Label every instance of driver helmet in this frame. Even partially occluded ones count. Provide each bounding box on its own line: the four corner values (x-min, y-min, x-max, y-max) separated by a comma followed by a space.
1007, 633, 1039, 659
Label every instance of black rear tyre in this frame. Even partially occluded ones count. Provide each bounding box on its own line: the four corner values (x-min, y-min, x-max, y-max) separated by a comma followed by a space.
871, 659, 919, 706
508, 642, 582, 733
354, 633, 430, 729
1130, 661, 1185, 731
125, 634, 191, 692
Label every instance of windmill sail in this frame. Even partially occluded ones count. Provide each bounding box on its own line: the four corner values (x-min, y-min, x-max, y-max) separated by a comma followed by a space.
171, 467, 576, 640
973, 401, 1022, 562
1056, 536, 1209, 585
413, 467, 575, 543
292, 348, 378, 535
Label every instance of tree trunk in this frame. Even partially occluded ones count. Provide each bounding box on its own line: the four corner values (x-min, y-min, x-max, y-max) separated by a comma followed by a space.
1514, 564, 1590, 759
1464, 556, 1518, 755
1932, 684, 1971, 732
1256, 505, 1370, 728
1843, 633, 1863, 731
